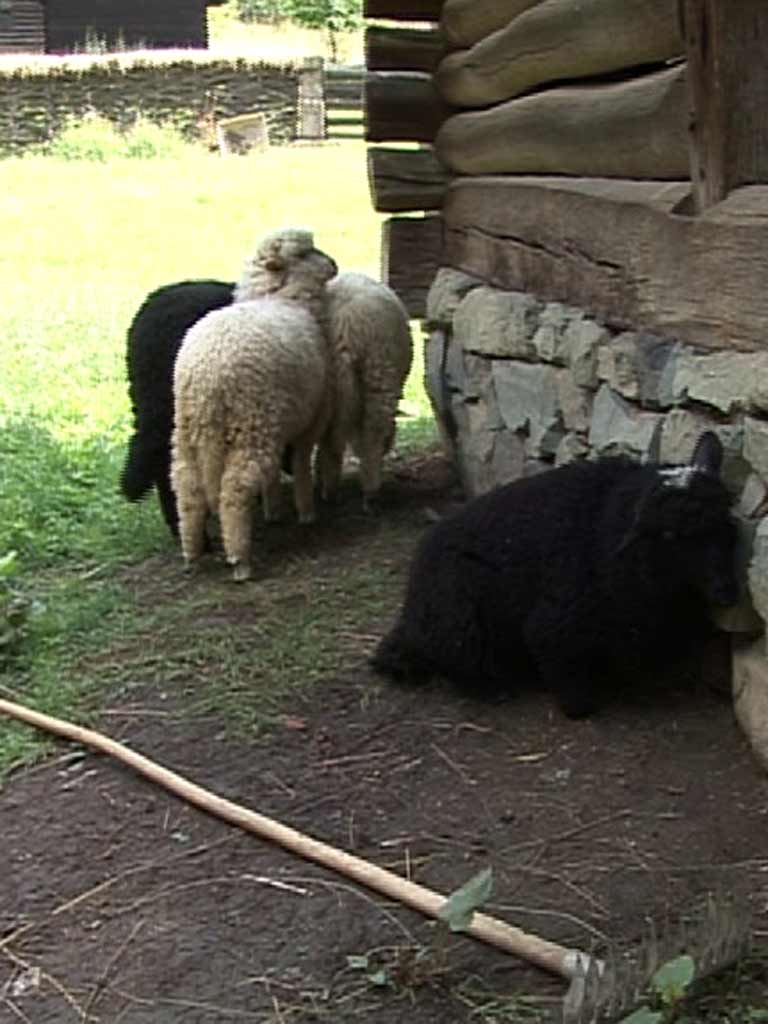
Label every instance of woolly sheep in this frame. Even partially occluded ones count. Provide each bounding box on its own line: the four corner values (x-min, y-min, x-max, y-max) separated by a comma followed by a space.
371, 433, 739, 718
317, 272, 413, 512
120, 279, 235, 537
171, 228, 338, 582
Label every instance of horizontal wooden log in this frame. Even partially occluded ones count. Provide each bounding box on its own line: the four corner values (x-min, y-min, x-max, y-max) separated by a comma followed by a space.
365, 71, 449, 143
435, 64, 688, 178
382, 215, 444, 318
367, 146, 449, 212
436, 0, 682, 108
441, 0, 542, 49
364, 0, 444, 21
365, 25, 445, 74
442, 176, 768, 352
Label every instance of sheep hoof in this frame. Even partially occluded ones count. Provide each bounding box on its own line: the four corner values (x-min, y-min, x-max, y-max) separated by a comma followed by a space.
182, 559, 199, 576
362, 493, 381, 516
298, 512, 316, 526
231, 562, 252, 583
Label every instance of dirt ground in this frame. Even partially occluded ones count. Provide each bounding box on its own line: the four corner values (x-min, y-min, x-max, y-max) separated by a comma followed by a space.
1, 450, 767, 1023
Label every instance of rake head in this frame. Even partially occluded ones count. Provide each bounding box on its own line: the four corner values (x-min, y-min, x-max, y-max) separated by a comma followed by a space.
562, 887, 753, 1024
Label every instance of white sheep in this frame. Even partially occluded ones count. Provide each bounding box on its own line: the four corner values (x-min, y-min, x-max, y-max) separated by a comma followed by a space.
171, 228, 337, 582
318, 272, 413, 512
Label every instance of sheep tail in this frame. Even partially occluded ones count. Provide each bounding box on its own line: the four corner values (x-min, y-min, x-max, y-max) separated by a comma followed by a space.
119, 433, 156, 501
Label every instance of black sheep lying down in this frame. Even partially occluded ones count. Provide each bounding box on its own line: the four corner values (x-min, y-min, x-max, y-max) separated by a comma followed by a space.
372, 433, 739, 718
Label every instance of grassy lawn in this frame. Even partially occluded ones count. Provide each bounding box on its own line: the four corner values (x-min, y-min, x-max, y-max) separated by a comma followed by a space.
0, 137, 436, 773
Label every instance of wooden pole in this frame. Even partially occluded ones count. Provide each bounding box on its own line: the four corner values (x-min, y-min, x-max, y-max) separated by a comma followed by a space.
680, 0, 768, 212
0, 697, 592, 982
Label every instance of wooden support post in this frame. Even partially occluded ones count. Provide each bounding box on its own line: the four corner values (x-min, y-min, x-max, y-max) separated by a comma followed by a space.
680, 0, 768, 212
297, 56, 325, 141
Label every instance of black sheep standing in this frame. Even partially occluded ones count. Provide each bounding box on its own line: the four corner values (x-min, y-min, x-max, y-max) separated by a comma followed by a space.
120, 280, 235, 537
372, 433, 738, 717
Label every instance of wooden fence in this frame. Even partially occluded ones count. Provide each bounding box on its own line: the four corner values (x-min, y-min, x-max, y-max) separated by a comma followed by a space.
297, 59, 364, 141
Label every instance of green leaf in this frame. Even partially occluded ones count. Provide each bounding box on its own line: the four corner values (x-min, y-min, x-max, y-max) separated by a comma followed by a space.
0, 551, 18, 578
618, 1010, 664, 1024
438, 867, 494, 933
651, 954, 695, 1001
367, 969, 390, 987
346, 955, 369, 971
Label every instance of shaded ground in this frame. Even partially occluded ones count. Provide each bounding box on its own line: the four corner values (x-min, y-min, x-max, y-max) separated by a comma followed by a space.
2, 450, 767, 1023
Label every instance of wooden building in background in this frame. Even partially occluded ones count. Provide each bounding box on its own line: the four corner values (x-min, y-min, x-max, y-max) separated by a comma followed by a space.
0, 1, 44, 52
0, 0, 226, 54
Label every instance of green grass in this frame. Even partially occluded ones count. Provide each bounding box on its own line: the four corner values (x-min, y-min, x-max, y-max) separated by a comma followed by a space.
0, 137, 436, 774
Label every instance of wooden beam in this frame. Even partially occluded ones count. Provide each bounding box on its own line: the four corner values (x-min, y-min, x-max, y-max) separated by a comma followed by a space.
365, 71, 449, 143
680, 0, 768, 212
442, 176, 768, 352
441, 0, 542, 49
364, 0, 444, 21
367, 146, 449, 212
435, 64, 688, 178
436, 0, 682, 108
365, 25, 445, 74
381, 216, 444, 318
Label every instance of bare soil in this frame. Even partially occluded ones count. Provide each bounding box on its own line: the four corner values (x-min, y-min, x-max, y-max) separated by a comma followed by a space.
2, 450, 767, 1023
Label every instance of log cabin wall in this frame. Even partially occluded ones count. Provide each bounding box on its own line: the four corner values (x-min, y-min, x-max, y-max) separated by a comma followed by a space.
43, 0, 223, 53
365, 0, 768, 767
0, 1, 45, 53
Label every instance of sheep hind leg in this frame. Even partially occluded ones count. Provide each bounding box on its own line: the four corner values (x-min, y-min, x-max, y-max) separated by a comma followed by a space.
316, 432, 345, 505
356, 404, 397, 514
174, 477, 208, 573
218, 455, 264, 582
291, 434, 318, 524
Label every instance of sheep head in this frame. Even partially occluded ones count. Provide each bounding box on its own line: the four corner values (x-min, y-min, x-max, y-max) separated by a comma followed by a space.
621, 431, 739, 609
235, 227, 338, 303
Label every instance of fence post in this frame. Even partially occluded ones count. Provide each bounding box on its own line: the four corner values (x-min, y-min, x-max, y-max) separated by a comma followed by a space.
296, 55, 325, 141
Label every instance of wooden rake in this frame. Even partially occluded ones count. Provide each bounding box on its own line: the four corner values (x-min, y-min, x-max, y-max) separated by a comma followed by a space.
0, 698, 751, 1022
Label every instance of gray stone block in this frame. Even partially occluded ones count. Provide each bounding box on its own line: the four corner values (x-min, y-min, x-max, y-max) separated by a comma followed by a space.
747, 515, 768, 626
425, 267, 484, 327
555, 432, 590, 467
732, 636, 768, 773
565, 318, 611, 388
454, 287, 541, 359
588, 384, 661, 456
532, 302, 577, 365
492, 361, 564, 458
556, 369, 592, 433
597, 331, 677, 408
662, 350, 768, 415
454, 395, 526, 496
739, 474, 768, 520
744, 417, 768, 486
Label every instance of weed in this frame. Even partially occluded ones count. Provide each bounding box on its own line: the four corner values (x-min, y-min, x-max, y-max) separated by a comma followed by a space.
47, 112, 194, 161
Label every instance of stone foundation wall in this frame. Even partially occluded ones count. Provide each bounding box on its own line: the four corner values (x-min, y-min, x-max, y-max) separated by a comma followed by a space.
425, 268, 768, 768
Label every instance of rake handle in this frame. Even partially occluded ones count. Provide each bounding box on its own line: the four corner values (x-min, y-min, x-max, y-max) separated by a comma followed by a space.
0, 697, 584, 980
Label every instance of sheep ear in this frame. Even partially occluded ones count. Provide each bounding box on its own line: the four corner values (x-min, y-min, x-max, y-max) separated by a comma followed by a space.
690, 431, 723, 477
644, 420, 663, 464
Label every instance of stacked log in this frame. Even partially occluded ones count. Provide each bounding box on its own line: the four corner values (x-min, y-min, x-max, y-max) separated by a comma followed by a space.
363, 0, 448, 314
